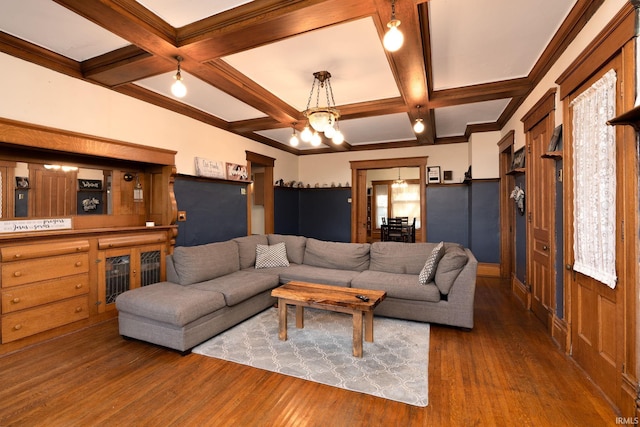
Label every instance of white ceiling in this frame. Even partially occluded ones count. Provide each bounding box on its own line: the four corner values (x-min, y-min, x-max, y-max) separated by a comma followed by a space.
0, 0, 581, 152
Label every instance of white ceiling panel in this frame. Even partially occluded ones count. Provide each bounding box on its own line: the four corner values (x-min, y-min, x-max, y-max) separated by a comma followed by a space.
136, 0, 254, 27
223, 17, 400, 111
339, 114, 416, 145
434, 99, 511, 138
429, 0, 577, 90
0, 0, 129, 61
135, 72, 266, 122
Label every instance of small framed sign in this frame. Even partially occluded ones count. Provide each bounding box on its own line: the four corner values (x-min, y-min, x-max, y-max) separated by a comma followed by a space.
226, 163, 249, 181
195, 157, 226, 179
428, 166, 441, 184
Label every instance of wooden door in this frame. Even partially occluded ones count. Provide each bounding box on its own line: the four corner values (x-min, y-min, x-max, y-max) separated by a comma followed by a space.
527, 117, 555, 328
565, 57, 624, 406
30, 165, 76, 217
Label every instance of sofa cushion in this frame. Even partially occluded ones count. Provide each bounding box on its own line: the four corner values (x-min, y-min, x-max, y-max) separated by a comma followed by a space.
267, 234, 307, 264
172, 241, 240, 286
434, 244, 469, 294
115, 282, 226, 327
255, 242, 289, 268
370, 242, 439, 274
278, 264, 360, 287
418, 241, 445, 285
303, 238, 370, 271
233, 235, 268, 269
351, 270, 441, 302
191, 270, 280, 306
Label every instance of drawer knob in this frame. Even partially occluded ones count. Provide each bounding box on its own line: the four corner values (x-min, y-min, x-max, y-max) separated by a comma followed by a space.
75, 307, 83, 313
75, 283, 83, 289
75, 261, 82, 267
14, 253, 21, 259
12, 297, 20, 304
13, 271, 22, 277
13, 324, 22, 331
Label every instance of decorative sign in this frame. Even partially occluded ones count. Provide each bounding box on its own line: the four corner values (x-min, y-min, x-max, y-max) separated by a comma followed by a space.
195, 157, 226, 179
0, 218, 72, 233
226, 162, 249, 181
78, 179, 103, 190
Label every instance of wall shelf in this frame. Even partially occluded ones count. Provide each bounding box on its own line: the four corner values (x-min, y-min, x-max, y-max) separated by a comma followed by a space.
541, 151, 563, 159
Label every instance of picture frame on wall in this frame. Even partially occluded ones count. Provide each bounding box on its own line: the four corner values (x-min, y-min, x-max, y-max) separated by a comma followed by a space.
428, 166, 441, 184
226, 162, 249, 181
511, 147, 525, 170
195, 157, 226, 179
547, 124, 562, 152
15, 177, 29, 189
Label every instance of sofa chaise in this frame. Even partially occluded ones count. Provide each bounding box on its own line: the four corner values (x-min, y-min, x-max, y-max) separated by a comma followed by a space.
116, 234, 478, 352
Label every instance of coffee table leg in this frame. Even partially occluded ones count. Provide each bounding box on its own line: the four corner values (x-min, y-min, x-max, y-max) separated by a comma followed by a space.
278, 299, 287, 341
353, 311, 363, 357
364, 311, 374, 342
296, 305, 304, 329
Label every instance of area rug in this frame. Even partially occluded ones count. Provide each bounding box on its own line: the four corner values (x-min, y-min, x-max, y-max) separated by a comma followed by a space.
192, 307, 429, 406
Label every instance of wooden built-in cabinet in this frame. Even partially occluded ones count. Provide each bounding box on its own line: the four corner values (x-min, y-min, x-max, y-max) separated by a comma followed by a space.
0, 118, 178, 353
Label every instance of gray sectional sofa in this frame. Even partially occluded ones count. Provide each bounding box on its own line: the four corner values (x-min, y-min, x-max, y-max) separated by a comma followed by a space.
116, 234, 478, 352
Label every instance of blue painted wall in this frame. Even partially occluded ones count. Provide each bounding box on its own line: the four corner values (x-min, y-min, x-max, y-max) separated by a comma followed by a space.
274, 187, 299, 236
174, 176, 248, 246
469, 181, 500, 264
514, 174, 527, 283
426, 185, 469, 247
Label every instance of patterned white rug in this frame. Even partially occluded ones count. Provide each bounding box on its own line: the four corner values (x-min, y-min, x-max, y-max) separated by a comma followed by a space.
192, 307, 429, 406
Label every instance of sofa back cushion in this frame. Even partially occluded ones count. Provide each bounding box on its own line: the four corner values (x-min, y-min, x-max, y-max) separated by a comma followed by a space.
267, 234, 307, 264
233, 235, 268, 269
172, 241, 240, 285
434, 243, 469, 294
370, 242, 439, 274
303, 238, 370, 271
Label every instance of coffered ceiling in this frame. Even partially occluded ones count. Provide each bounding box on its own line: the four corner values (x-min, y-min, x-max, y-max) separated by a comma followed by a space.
0, 0, 601, 154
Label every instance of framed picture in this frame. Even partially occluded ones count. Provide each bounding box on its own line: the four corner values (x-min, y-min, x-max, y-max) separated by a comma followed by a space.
547, 125, 562, 152
427, 166, 441, 184
511, 147, 525, 170
15, 177, 30, 189
195, 157, 226, 179
226, 162, 249, 181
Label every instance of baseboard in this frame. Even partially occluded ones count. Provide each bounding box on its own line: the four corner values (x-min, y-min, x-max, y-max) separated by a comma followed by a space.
477, 262, 500, 277
551, 315, 569, 353
511, 275, 531, 309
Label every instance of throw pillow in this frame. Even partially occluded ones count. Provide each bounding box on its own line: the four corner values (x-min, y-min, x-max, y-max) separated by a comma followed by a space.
418, 241, 445, 285
255, 242, 290, 268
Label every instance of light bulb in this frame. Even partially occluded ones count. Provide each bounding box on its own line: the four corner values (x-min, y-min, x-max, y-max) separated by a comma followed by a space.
289, 132, 299, 147
171, 78, 187, 98
324, 125, 336, 138
301, 126, 312, 142
413, 118, 425, 133
332, 130, 344, 145
383, 20, 404, 52
311, 132, 322, 146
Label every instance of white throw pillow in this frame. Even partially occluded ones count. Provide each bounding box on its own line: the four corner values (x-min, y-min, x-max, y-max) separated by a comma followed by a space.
418, 241, 445, 285
255, 242, 290, 268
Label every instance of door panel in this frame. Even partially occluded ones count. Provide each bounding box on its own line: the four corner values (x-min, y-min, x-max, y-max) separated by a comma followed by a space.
528, 117, 555, 328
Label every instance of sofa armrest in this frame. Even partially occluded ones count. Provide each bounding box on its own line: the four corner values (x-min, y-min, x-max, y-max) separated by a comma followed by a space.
444, 249, 478, 328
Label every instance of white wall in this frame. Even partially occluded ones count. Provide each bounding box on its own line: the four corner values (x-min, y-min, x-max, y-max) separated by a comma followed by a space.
469, 131, 501, 179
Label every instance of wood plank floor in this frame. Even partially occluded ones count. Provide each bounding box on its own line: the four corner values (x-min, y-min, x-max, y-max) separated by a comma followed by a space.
0, 278, 618, 426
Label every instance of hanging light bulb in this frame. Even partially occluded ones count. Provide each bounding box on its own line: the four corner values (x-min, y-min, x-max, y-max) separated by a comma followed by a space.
310, 132, 322, 146
301, 125, 313, 143
413, 118, 425, 133
171, 56, 187, 98
332, 128, 344, 145
289, 127, 299, 147
383, 0, 404, 52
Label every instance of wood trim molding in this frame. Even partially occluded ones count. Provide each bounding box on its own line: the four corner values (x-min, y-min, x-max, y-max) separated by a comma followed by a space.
477, 263, 501, 277
521, 88, 557, 131
0, 117, 176, 166
556, 1, 635, 99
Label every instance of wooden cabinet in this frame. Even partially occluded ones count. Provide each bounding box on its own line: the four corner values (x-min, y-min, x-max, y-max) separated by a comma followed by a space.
97, 232, 168, 312
0, 240, 90, 343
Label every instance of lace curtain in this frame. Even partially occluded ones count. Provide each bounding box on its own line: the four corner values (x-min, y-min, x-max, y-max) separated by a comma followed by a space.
569, 69, 617, 289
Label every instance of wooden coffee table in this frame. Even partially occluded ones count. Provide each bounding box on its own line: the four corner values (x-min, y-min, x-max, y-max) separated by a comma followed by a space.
271, 281, 386, 357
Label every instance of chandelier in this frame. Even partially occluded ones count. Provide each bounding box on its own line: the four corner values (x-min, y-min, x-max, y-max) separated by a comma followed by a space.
391, 168, 407, 188
300, 71, 344, 146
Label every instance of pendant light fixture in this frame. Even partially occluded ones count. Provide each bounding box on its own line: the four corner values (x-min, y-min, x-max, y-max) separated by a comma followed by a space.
383, 0, 404, 52
413, 105, 425, 133
171, 56, 187, 98
391, 168, 408, 188
302, 71, 344, 145
289, 126, 300, 147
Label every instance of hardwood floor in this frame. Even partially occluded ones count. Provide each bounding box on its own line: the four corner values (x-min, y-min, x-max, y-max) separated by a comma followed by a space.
0, 277, 617, 426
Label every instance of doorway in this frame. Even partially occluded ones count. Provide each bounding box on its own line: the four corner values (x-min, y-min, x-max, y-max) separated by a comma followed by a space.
246, 151, 275, 235
350, 157, 428, 243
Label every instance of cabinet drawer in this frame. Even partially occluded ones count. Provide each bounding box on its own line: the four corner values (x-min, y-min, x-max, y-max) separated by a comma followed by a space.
98, 233, 166, 250
1, 254, 89, 288
2, 274, 89, 313
0, 240, 90, 262
1, 296, 89, 343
